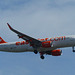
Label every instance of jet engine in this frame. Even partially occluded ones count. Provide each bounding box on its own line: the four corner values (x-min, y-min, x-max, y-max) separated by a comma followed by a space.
45, 49, 62, 56
51, 49, 62, 56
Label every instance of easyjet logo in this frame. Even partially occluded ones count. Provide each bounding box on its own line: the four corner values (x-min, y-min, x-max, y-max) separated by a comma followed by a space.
16, 36, 66, 46
38, 36, 66, 41
16, 41, 29, 45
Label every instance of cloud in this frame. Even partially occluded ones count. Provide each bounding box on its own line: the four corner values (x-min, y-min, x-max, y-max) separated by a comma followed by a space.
0, 0, 75, 41
0, 0, 75, 75
0, 0, 31, 10
55, 0, 75, 4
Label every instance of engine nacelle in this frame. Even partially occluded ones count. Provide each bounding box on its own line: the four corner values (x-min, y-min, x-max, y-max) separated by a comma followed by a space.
51, 49, 62, 56
42, 41, 52, 48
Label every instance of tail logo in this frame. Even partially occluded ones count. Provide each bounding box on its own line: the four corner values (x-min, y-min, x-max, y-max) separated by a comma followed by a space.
0, 37, 7, 43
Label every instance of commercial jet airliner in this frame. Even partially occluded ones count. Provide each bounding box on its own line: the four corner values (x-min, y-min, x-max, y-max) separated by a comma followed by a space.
0, 23, 75, 59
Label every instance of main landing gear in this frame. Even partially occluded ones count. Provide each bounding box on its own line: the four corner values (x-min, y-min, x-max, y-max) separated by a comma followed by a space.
34, 50, 38, 54
34, 50, 45, 59
72, 46, 75, 52
40, 52, 45, 59
40, 55, 45, 59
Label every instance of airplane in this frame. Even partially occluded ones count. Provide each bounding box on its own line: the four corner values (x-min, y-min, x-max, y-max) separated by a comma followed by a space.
0, 23, 75, 59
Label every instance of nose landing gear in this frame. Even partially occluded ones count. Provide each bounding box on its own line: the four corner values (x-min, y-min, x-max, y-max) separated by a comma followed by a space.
34, 50, 38, 54
72, 46, 75, 52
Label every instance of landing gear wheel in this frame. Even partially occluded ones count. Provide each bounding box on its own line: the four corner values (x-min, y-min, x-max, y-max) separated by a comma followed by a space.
34, 50, 38, 54
40, 55, 45, 59
72, 47, 75, 52
73, 50, 75, 52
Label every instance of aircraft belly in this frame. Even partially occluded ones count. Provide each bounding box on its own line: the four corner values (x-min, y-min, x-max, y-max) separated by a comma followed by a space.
0, 44, 34, 52
37, 47, 56, 52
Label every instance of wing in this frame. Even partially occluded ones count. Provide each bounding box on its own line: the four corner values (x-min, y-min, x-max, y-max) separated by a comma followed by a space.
7, 23, 42, 48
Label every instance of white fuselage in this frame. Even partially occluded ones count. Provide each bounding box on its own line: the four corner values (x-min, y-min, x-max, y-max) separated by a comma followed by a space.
0, 35, 75, 52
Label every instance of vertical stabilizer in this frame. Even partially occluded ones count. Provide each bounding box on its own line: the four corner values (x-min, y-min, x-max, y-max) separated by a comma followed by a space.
0, 37, 7, 44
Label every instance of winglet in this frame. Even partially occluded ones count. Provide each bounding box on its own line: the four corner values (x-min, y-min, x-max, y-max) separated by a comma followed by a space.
7, 23, 12, 30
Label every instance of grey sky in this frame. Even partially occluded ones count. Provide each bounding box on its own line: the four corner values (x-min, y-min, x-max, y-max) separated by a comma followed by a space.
0, 0, 75, 75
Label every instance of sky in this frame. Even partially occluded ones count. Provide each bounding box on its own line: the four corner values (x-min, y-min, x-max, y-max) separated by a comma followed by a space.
0, 0, 75, 75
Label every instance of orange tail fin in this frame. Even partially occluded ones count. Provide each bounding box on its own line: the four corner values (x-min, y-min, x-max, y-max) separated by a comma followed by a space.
0, 37, 7, 44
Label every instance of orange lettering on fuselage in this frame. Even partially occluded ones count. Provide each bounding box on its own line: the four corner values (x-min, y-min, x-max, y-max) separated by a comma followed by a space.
38, 36, 66, 41
50, 36, 66, 41
45, 38, 49, 41
16, 36, 66, 46
16, 41, 29, 46
21, 41, 25, 45
16, 42, 20, 45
